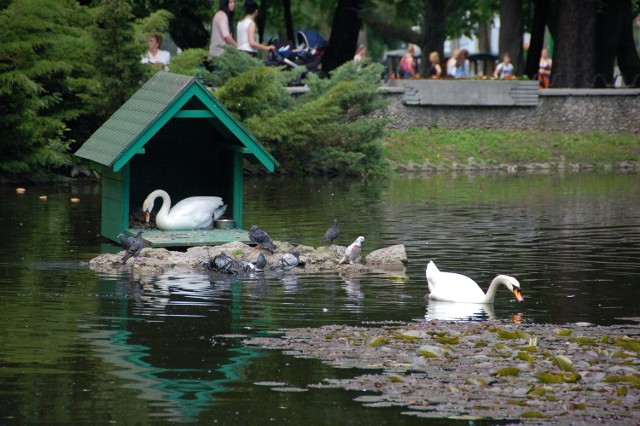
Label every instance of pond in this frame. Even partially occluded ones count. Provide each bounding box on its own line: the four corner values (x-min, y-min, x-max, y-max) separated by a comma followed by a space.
1, 171, 639, 424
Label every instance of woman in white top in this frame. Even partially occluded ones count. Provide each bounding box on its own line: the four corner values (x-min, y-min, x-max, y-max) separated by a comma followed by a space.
236, 0, 274, 56
141, 34, 170, 71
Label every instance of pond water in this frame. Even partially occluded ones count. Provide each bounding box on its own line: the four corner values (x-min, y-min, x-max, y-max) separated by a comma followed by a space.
1, 172, 639, 424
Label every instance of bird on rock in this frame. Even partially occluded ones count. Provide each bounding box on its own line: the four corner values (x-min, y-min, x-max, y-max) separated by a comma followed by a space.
122, 231, 144, 264
320, 219, 340, 244
117, 233, 135, 251
253, 252, 268, 272
270, 250, 300, 271
338, 236, 365, 266
248, 225, 276, 253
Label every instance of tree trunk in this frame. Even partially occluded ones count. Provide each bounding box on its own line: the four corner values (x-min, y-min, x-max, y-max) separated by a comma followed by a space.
283, 0, 295, 44
256, 0, 268, 42
498, 0, 525, 75
595, 0, 640, 87
525, 0, 550, 80
420, 0, 447, 77
551, 0, 597, 88
323, 0, 362, 74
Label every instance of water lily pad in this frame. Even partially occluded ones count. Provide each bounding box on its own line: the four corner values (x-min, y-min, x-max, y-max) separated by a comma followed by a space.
521, 411, 548, 418
518, 351, 536, 361
493, 367, 521, 377
537, 371, 581, 384
398, 330, 428, 341
418, 345, 448, 358
552, 355, 574, 372
388, 275, 410, 282
554, 328, 573, 336
369, 337, 389, 347
571, 337, 596, 345
271, 386, 308, 392
434, 335, 460, 345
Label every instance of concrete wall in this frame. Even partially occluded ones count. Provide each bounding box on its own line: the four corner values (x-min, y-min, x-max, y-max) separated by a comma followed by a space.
375, 86, 640, 135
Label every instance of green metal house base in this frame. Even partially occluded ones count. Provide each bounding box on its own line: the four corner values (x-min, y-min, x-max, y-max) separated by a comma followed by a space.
75, 72, 279, 247
125, 228, 251, 248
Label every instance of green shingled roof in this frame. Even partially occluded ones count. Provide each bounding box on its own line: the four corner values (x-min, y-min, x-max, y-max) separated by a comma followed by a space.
75, 72, 279, 172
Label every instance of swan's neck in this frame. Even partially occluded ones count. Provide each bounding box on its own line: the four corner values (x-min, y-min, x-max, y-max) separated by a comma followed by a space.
483, 277, 503, 303
150, 190, 172, 215
484, 275, 506, 303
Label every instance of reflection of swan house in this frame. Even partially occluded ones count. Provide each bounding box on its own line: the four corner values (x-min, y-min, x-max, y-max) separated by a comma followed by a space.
75, 72, 279, 248
377, 80, 640, 135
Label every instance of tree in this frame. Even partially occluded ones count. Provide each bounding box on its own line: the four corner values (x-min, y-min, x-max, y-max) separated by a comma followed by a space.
595, 0, 640, 87
497, 0, 524, 74
91, 0, 148, 120
323, 0, 362, 73
0, 0, 99, 179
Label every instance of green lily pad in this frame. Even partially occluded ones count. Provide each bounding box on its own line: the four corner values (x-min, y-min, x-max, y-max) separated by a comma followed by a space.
571, 337, 596, 345
493, 367, 521, 377
537, 371, 581, 384
554, 328, 573, 336
369, 337, 389, 347
518, 351, 536, 361
552, 355, 574, 372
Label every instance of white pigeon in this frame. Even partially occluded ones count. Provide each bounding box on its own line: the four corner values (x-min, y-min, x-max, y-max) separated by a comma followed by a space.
338, 236, 365, 266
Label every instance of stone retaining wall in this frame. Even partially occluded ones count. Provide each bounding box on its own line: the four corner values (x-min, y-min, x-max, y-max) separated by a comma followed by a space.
375, 85, 640, 135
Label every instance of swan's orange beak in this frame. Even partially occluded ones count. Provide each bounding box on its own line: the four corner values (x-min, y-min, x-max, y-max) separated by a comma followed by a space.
145, 211, 151, 223
513, 288, 524, 302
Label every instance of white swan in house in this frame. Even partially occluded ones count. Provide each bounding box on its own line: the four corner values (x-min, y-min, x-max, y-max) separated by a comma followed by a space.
142, 189, 227, 230
426, 260, 524, 304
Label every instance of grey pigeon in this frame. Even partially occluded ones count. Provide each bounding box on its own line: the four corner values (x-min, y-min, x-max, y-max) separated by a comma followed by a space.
122, 231, 144, 264
252, 252, 267, 272
270, 250, 300, 271
337, 236, 364, 266
320, 219, 340, 244
213, 252, 234, 271
117, 233, 135, 251
248, 225, 276, 253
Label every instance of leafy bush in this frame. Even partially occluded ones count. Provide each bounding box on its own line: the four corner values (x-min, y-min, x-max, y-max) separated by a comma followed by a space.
234, 62, 389, 177
215, 66, 292, 121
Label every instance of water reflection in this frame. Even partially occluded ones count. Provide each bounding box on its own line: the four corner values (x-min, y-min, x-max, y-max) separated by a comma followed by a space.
425, 300, 496, 321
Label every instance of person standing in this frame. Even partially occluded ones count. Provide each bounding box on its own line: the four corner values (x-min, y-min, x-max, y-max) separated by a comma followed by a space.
354, 44, 367, 64
494, 52, 514, 79
399, 44, 417, 79
209, 0, 237, 57
236, 0, 274, 56
427, 51, 442, 79
538, 48, 552, 88
141, 34, 170, 71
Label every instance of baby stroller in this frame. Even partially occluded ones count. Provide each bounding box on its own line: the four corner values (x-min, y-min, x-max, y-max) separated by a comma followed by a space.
265, 29, 329, 82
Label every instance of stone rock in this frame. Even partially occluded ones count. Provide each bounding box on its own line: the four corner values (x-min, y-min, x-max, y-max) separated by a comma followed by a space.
365, 244, 408, 269
89, 241, 408, 276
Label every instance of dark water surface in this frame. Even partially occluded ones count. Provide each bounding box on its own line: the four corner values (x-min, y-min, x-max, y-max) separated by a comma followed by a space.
1, 172, 639, 424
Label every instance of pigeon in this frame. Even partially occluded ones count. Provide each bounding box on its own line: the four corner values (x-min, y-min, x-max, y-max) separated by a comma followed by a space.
270, 250, 300, 271
205, 251, 241, 274
248, 225, 276, 253
252, 252, 268, 272
337, 236, 365, 266
320, 219, 340, 244
122, 231, 144, 264
117, 233, 135, 251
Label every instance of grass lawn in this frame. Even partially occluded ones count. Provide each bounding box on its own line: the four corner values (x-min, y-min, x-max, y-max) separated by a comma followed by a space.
381, 127, 640, 170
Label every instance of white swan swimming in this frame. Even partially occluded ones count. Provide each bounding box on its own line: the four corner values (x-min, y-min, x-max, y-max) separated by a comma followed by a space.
142, 189, 226, 230
426, 260, 524, 304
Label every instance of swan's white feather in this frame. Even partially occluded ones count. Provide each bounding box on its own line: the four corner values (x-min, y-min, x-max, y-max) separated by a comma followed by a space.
426, 260, 522, 304
143, 190, 224, 230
